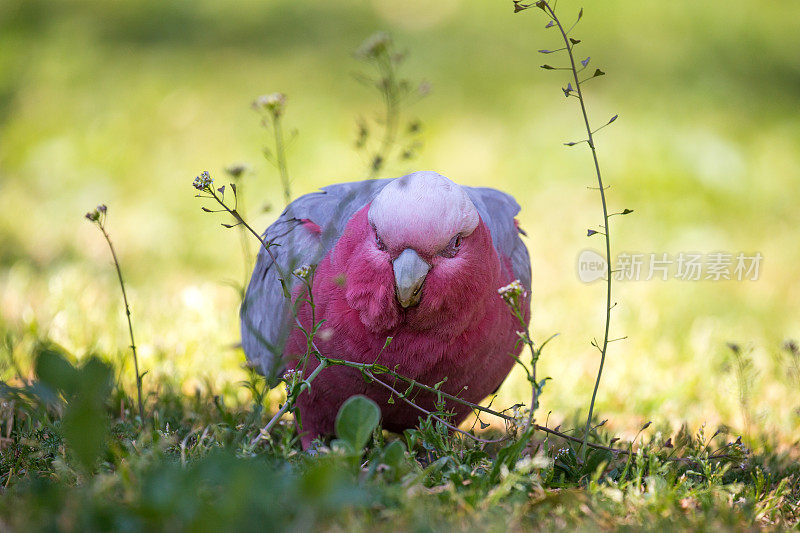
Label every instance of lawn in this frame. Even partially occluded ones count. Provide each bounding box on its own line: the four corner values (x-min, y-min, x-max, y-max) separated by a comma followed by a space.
1, 0, 799, 529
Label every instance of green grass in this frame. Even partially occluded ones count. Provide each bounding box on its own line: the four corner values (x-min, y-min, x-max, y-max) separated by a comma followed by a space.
1, 346, 798, 531
1, 0, 800, 529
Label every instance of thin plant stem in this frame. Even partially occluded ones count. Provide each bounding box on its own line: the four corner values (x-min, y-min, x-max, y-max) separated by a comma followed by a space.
272, 115, 291, 206
250, 358, 329, 446
370, 62, 399, 177
541, 1, 613, 461
362, 369, 509, 444
355, 33, 424, 178
228, 174, 254, 292
254, 325, 732, 463
202, 181, 736, 466
237, 215, 254, 293
528, 350, 537, 429
95, 217, 145, 422
203, 188, 287, 280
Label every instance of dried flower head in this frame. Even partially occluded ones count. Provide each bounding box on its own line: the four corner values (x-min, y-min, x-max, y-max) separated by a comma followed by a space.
356, 31, 391, 59
193, 171, 213, 191
84, 204, 107, 223
225, 163, 249, 179
418, 80, 432, 96
253, 93, 287, 117
784, 339, 799, 355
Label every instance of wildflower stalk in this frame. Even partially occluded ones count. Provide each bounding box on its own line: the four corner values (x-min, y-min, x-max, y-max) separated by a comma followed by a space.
225, 164, 255, 293
272, 115, 291, 206
371, 64, 399, 177
252, 326, 735, 461
195, 173, 737, 464
251, 358, 329, 445
527, 0, 618, 460
355, 32, 428, 177
498, 280, 554, 434
253, 93, 292, 206
193, 172, 286, 282
85, 206, 145, 422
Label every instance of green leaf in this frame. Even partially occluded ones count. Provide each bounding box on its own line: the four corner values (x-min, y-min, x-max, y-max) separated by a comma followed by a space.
382, 440, 406, 469
36, 351, 114, 471
335, 395, 381, 451
540, 64, 555, 70
35, 344, 79, 398
80, 357, 114, 403
63, 392, 109, 471
490, 427, 533, 482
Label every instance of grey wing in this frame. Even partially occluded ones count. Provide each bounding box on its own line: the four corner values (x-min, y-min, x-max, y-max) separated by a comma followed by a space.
465, 186, 531, 292
240, 178, 392, 384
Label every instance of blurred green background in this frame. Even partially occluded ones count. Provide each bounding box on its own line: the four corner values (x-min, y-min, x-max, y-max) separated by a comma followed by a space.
1, 0, 798, 440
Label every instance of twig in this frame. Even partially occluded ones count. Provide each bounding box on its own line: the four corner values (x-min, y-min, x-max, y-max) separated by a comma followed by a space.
363, 369, 509, 444
195, 179, 287, 282
249, 358, 329, 446
253, 93, 292, 206
272, 114, 291, 206
85, 206, 145, 422
354, 32, 426, 177
201, 162, 733, 469
536, 0, 615, 460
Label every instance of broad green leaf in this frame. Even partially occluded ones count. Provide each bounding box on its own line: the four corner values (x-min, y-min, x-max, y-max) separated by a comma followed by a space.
335, 395, 380, 451
35, 345, 79, 397
382, 440, 406, 469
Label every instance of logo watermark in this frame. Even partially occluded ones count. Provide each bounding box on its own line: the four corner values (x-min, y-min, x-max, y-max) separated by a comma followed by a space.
577, 250, 763, 283
577, 249, 607, 283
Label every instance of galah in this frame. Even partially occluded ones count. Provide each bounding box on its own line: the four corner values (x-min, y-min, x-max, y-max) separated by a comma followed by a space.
241, 171, 531, 448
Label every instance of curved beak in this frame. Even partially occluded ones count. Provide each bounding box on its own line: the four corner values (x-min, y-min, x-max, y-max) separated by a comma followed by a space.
392, 248, 430, 308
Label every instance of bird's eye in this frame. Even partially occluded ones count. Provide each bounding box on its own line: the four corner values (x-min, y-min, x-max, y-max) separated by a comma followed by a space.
440, 234, 462, 258
376, 234, 387, 252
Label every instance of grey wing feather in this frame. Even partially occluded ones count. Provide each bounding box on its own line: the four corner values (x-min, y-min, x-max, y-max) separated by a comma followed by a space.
240, 179, 392, 384
465, 186, 531, 292
465, 186, 531, 398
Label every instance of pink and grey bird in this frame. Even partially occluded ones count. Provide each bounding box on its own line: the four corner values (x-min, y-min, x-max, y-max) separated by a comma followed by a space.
241, 171, 530, 447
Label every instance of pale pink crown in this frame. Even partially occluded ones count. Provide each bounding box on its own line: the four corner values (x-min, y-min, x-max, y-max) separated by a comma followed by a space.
367, 171, 479, 255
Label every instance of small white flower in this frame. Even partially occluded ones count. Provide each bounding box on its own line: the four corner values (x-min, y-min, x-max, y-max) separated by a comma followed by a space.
282, 367, 303, 394
498, 279, 527, 307
356, 31, 391, 59
253, 93, 287, 116
293, 264, 312, 279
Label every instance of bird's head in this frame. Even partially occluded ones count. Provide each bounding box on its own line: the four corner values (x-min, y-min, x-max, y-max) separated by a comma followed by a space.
346, 171, 499, 332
